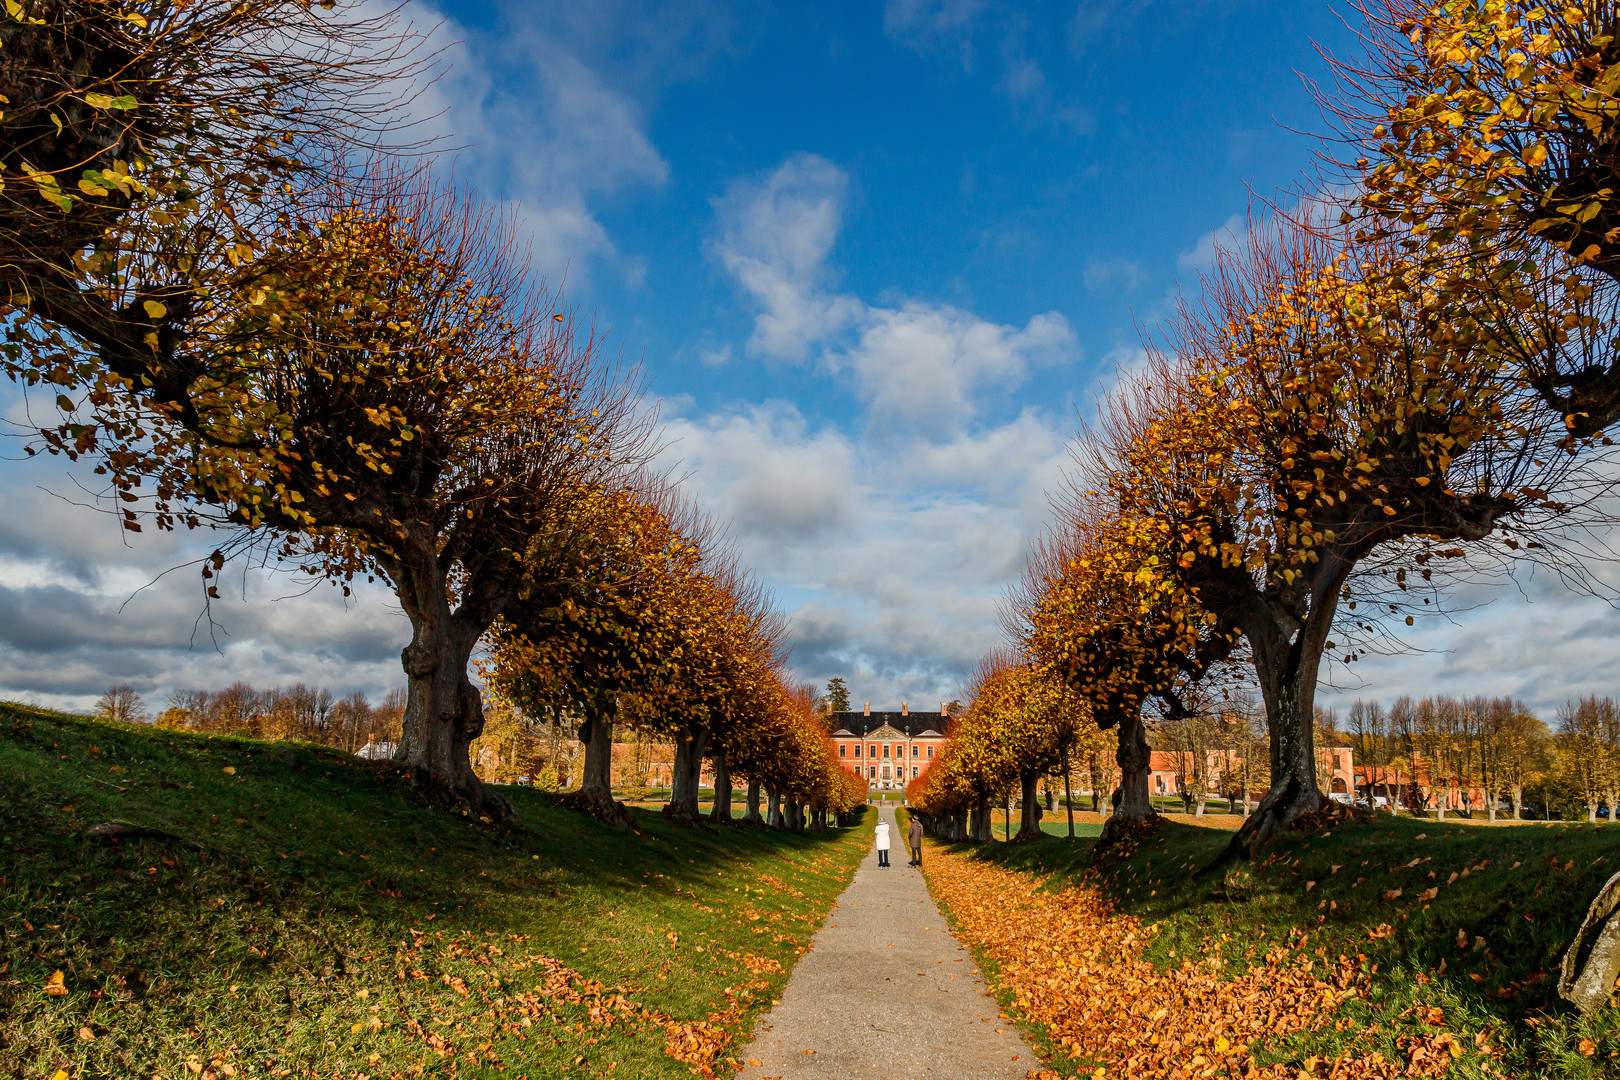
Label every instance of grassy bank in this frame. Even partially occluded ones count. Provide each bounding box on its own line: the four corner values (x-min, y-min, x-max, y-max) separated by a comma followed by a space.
925, 814, 1619, 1078
0, 703, 870, 1080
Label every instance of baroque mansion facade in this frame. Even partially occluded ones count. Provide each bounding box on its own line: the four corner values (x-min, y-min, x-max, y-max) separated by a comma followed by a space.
828, 703, 951, 791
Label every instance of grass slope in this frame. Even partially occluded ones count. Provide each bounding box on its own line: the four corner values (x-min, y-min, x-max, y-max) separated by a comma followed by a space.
0, 703, 869, 1080
932, 815, 1620, 1078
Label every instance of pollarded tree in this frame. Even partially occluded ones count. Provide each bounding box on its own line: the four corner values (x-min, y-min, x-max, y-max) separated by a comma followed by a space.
1, 1, 432, 457
167, 177, 651, 810
1020, 484, 1240, 843
1105, 220, 1588, 853
482, 483, 717, 823
1330, 1, 1620, 441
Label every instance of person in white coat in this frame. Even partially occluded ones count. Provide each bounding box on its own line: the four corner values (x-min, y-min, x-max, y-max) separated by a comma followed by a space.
874, 819, 891, 868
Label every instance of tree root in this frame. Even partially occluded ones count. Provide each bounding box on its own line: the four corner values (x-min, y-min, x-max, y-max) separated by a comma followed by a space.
1094, 812, 1161, 859
661, 802, 708, 828
560, 788, 635, 828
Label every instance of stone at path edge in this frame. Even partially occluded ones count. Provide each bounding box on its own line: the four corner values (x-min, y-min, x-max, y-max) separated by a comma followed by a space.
733, 804, 1036, 1080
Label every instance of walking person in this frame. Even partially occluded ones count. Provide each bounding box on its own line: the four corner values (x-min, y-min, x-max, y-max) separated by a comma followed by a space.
875, 817, 891, 868
908, 813, 923, 867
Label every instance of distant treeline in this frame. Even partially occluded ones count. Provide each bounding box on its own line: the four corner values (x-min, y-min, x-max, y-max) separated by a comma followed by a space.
96, 682, 404, 756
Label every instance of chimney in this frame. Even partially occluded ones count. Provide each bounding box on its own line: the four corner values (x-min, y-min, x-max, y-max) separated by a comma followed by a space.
863, 702, 870, 716
902, 701, 909, 716
939, 702, 946, 716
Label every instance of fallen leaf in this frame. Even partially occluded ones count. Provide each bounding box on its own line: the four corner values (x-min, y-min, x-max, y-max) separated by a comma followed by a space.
78, 1026, 94, 1041
44, 970, 67, 996
222, 766, 235, 775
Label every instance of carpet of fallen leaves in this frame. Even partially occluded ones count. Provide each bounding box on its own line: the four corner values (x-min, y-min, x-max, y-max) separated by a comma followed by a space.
925, 846, 1505, 1080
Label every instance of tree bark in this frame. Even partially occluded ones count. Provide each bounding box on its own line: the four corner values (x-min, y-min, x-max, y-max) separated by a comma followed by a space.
1064, 755, 1075, 839
708, 755, 733, 823
564, 706, 632, 825
743, 779, 764, 825
393, 570, 499, 812
1100, 708, 1155, 846
767, 788, 783, 829
1512, 783, 1523, 820
663, 724, 710, 825
1017, 767, 1044, 841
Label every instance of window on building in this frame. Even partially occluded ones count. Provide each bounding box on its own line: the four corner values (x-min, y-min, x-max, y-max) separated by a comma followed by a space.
912, 745, 919, 758
868, 744, 877, 758
926, 746, 933, 759
854, 744, 861, 757
882, 744, 889, 758
839, 744, 846, 758
868, 766, 876, 778
912, 766, 919, 778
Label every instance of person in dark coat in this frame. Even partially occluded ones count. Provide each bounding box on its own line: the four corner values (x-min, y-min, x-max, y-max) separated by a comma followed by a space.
907, 815, 924, 867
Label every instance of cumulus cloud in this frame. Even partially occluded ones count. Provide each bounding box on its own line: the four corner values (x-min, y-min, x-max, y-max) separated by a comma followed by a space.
710, 154, 863, 360
0, 471, 408, 713
713, 155, 1077, 433
388, 1, 680, 285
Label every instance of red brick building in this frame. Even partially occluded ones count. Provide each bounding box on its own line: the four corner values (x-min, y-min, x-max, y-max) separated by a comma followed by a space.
828, 703, 950, 791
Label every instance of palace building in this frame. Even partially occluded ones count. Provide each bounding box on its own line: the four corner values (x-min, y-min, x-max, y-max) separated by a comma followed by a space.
828, 702, 950, 791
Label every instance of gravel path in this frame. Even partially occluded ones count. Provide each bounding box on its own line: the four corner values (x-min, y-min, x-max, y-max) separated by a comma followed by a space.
733, 804, 1036, 1080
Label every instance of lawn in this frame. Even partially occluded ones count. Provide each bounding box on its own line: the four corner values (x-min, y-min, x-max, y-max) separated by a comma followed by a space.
927, 813, 1620, 1078
0, 703, 870, 1080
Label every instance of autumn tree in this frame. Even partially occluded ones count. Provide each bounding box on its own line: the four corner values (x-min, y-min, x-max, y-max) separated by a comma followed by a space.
1096, 218, 1587, 855
1, 0, 431, 479
1339, 1, 1620, 437
152, 177, 654, 811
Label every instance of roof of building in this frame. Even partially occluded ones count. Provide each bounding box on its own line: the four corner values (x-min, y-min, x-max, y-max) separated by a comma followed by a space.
828, 711, 952, 738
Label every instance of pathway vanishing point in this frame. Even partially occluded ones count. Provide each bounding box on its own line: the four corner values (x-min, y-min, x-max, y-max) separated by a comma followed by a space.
734, 804, 1036, 1079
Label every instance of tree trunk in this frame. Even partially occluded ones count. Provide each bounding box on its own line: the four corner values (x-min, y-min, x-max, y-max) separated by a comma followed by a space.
566, 706, 632, 826
1100, 708, 1155, 846
1590, 801, 1600, 824
663, 724, 710, 825
1223, 617, 1328, 859
1017, 768, 1043, 841
1512, 784, 1523, 820
743, 779, 764, 825
1196, 792, 1207, 817
393, 574, 497, 811
1064, 758, 1076, 839
767, 788, 783, 829
1044, 784, 1054, 812
708, 756, 733, 823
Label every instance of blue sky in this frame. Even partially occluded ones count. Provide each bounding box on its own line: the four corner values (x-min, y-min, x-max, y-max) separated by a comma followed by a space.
5, 1, 1620, 718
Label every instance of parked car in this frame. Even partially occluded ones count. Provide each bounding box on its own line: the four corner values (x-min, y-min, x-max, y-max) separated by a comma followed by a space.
1328, 792, 1354, 807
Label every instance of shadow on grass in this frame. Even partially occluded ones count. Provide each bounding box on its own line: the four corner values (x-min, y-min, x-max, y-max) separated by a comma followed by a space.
930, 814, 1620, 1076
0, 702, 871, 1079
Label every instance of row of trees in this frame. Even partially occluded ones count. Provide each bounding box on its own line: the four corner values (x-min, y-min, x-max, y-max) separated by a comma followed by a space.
923, 1, 1620, 856
4, 0, 853, 824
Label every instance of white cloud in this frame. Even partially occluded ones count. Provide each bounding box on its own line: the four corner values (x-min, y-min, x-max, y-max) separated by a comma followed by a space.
883, 0, 989, 66
1083, 257, 1146, 292
389, 3, 672, 285
1176, 213, 1246, 274
710, 154, 863, 360
713, 155, 1077, 432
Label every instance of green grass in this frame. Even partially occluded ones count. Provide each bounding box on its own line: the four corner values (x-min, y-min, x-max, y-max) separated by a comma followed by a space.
938, 814, 1620, 1078
0, 703, 870, 1079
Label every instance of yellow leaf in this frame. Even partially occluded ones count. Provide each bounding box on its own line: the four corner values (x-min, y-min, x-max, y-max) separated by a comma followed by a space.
44, 970, 67, 995
142, 299, 167, 319
1214, 1036, 1230, 1052
124, 11, 147, 27
222, 766, 235, 775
